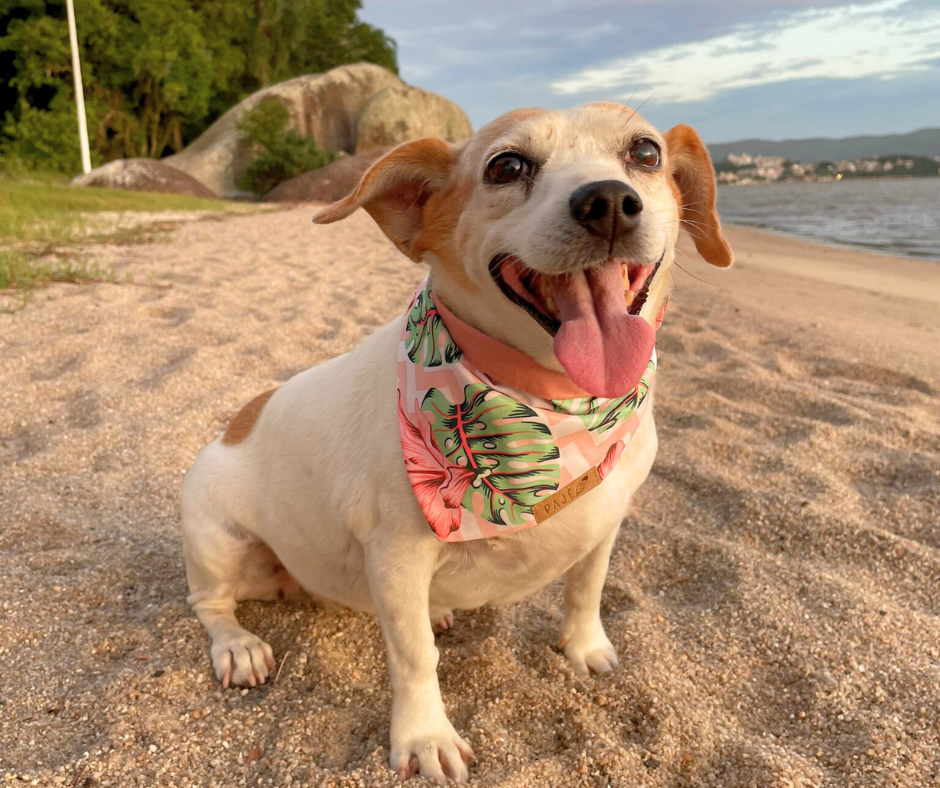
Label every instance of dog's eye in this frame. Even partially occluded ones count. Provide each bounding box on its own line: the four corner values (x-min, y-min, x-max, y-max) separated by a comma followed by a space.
485, 153, 529, 185
628, 139, 661, 168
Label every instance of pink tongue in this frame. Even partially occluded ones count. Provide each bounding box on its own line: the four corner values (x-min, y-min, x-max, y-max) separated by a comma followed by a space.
553, 263, 655, 398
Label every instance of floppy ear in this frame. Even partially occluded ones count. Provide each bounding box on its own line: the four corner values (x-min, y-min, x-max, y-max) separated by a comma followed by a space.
312, 138, 458, 262
663, 124, 733, 268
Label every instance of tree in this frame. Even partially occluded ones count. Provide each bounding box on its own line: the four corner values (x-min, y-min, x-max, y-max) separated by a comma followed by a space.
0, 0, 398, 172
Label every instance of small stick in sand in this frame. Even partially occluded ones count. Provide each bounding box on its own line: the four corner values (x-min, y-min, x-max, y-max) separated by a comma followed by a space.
274, 650, 291, 683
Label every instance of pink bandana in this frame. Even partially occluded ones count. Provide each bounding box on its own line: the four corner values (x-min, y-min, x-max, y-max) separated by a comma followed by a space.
397, 277, 656, 542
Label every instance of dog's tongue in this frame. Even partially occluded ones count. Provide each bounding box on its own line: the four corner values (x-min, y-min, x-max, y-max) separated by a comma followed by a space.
553, 262, 655, 398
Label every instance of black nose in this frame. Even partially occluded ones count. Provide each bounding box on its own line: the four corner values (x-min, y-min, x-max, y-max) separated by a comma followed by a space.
569, 180, 643, 240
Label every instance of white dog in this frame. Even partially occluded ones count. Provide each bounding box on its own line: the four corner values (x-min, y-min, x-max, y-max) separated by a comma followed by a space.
181, 103, 732, 782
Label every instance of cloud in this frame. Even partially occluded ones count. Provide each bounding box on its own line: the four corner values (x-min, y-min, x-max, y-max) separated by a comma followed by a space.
551, 0, 940, 103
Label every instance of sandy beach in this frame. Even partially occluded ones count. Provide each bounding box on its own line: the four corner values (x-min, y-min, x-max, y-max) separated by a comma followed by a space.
1, 207, 938, 787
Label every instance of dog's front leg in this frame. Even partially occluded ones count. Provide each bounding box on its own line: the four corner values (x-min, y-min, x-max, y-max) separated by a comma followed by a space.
558, 524, 621, 675
366, 538, 474, 783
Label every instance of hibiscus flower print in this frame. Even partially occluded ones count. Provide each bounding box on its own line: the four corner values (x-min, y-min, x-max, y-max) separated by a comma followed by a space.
398, 396, 474, 538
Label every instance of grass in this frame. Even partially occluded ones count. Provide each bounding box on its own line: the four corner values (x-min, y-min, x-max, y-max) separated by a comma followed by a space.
0, 247, 117, 289
0, 171, 261, 309
0, 171, 256, 246
0, 248, 123, 312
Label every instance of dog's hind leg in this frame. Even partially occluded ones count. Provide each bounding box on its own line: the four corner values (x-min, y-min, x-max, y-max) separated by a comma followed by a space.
181, 450, 278, 688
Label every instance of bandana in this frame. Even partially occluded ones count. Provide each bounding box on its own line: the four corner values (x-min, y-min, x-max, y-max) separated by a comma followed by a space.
397, 277, 656, 542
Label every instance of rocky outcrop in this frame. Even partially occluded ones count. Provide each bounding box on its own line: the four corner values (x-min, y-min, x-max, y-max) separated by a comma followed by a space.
263, 147, 392, 203
162, 63, 473, 198
70, 158, 217, 199
355, 86, 472, 154
163, 63, 401, 198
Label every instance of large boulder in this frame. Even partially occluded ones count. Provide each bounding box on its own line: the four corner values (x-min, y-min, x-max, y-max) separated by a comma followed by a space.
70, 158, 216, 199
263, 147, 392, 203
163, 63, 402, 198
355, 86, 472, 154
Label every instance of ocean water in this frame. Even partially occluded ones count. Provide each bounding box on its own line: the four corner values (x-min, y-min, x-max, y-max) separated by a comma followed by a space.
716, 178, 940, 261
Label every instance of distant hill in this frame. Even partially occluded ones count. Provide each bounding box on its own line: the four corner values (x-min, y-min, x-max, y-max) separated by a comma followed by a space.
708, 128, 940, 163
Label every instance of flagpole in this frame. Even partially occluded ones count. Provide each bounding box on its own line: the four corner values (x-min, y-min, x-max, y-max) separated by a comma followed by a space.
65, 0, 91, 174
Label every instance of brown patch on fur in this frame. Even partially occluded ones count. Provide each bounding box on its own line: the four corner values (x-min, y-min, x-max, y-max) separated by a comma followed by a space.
415, 108, 550, 290
668, 178, 683, 211
221, 388, 278, 446
312, 138, 458, 261
664, 124, 734, 268
414, 183, 471, 288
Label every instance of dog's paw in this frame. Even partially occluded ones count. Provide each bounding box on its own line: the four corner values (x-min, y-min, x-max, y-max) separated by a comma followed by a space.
430, 609, 455, 634
559, 627, 619, 676
391, 718, 474, 783
210, 632, 275, 688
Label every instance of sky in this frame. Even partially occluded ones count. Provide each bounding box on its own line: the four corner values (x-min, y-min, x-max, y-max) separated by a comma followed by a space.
361, 0, 940, 143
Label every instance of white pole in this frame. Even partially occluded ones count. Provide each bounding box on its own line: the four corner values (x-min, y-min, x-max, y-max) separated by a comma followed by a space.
65, 0, 91, 174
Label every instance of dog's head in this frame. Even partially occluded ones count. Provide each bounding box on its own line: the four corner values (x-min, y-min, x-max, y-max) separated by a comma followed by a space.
314, 104, 732, 397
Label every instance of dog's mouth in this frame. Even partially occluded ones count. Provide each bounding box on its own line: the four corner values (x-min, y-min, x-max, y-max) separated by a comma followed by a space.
490, 255, 661, 335
489, 253, 663, 398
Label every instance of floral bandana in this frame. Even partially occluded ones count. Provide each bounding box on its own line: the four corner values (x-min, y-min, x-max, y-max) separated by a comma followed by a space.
397, 277, 656, 542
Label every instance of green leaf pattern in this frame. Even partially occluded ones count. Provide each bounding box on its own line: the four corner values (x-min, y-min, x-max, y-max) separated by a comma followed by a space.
551, 356, 656, 434
404, 289, 462, 367
421, 383, 560, 526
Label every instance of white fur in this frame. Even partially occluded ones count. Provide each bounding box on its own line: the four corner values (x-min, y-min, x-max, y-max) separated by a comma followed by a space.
181, 105, 725, 783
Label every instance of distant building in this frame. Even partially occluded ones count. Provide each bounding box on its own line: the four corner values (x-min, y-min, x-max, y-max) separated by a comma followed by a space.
717, 151, 939, 184
727, 153, 753, 166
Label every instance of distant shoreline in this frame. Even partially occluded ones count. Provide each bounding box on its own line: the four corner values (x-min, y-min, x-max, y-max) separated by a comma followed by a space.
721, 220, 940, 264
719, 174, 940, 186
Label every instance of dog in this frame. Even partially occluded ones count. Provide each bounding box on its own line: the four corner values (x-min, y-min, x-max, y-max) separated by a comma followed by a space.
181, 103, 732, 783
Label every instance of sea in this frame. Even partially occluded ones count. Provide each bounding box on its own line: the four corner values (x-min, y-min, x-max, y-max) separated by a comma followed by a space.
716, 178, 940, 262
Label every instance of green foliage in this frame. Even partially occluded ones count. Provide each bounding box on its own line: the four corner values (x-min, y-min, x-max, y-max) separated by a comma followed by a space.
0, 0, 398, 174
229, 0, 398, 94
236, 98, 338, 194
237, 98, 293, 152
1, 92, 92, 173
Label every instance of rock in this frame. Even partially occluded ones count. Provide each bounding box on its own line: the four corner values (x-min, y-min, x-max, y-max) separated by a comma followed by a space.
355, 86, 472, 154
70, 158, 216, 199
263, 147, 392, 203
163, 63, 402, 198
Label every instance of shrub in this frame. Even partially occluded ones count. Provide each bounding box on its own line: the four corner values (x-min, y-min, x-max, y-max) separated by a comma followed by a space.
0, 95, 99, 174
236, 98, 338, 195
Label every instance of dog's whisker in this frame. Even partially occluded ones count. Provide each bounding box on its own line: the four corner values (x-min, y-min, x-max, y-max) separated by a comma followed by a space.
671, 252, 720, 287
624, 92, 657, 126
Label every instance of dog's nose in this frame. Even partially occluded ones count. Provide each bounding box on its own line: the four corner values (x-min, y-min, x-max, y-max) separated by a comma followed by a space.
569, 180, 643, 240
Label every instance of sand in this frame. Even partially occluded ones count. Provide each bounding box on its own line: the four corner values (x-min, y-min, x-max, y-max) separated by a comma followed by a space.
1, 208, 938, 787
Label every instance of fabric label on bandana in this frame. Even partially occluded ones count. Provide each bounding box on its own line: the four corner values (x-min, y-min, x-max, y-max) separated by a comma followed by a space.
397, 277, 656, 542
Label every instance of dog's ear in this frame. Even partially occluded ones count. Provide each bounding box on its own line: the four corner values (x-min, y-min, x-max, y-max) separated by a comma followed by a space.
313, 138, 458, 262
663, 124, 733, 268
